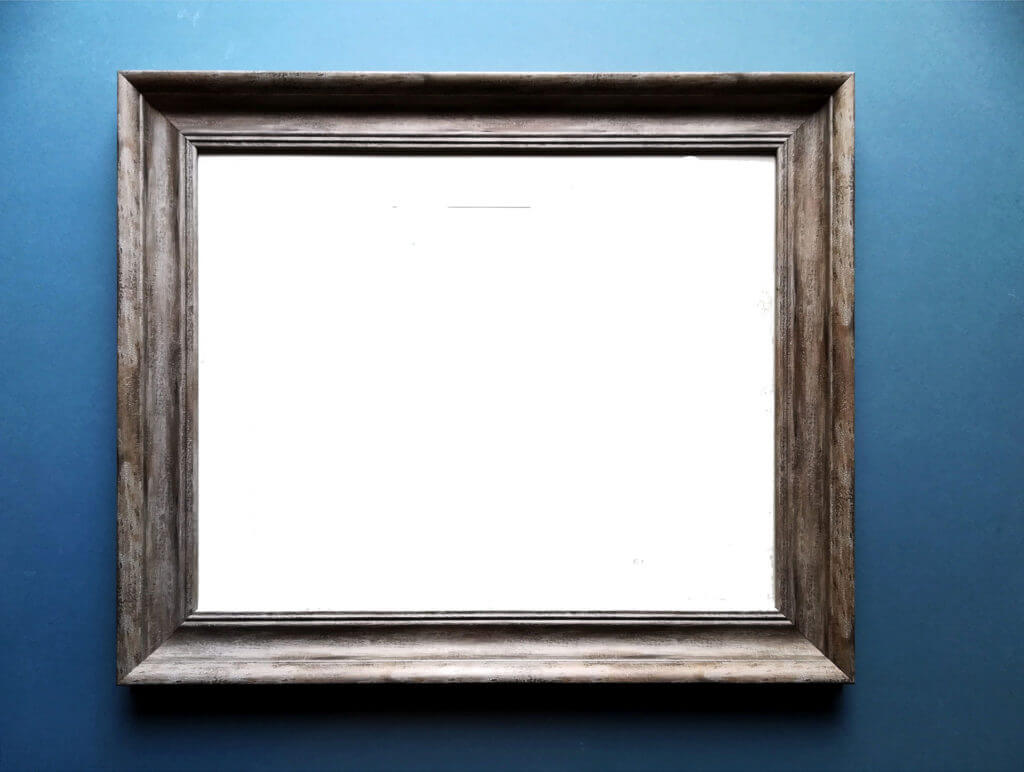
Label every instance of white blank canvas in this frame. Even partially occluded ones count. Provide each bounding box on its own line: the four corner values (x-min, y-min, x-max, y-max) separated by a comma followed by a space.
196, 154, 776, 612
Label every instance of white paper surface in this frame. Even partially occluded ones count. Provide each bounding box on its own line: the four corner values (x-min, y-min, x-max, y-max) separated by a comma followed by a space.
196, 154, 776, 612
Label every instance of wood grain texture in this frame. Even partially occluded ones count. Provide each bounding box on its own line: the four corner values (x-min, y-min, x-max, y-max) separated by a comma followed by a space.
782, 103, 832, 653
827, 76, 855, 678
116, 72, 854, 684
116, 73, 145, 681
124, 613, 848, 684
116, 74, 197, 681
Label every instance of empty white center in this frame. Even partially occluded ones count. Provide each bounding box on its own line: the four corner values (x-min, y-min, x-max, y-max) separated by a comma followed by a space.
197, 154, 776, 612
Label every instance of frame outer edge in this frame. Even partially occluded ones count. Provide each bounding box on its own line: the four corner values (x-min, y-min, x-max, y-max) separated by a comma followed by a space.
119, 70, 853, 96
828, 75, 855, 679
774, 134, 796, 625
116, 73, 146, 682
117, 73, 197, 684
782, 101, 831, 656
124, 616, 850, 685
116, 72, 855, 685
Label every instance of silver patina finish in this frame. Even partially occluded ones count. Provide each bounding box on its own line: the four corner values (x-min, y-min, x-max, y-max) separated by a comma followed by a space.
117, 71, 854, 685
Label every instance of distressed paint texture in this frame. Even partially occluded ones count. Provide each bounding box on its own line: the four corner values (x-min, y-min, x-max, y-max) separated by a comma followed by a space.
117, 71, 853, 684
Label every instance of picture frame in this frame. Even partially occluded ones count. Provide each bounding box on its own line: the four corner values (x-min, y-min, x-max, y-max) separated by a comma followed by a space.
116, 71, 854, 684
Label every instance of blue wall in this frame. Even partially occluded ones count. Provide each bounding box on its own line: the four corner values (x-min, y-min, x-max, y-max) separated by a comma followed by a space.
2, 2, 1023, 770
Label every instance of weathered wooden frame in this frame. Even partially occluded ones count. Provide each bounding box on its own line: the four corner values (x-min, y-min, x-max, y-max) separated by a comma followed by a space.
117, 72, 854, 685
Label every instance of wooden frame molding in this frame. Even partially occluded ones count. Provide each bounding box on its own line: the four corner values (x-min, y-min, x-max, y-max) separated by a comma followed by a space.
117, 72, 854, 684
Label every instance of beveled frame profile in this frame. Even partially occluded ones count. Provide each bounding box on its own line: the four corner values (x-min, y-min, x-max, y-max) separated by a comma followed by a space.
117, 71, 854, 684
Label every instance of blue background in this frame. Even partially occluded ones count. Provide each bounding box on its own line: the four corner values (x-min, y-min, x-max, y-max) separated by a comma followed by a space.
2, 2, 1023, 770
